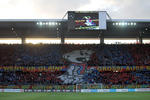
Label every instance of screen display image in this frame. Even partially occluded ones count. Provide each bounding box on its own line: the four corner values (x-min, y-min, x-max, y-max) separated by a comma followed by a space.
74, 13, 99, 30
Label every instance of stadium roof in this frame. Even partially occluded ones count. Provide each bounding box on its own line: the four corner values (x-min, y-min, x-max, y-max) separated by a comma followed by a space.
0, 19, 150, 22
0, 19, 66, 22
0, 18, 149, 39
110, 19, 150, 22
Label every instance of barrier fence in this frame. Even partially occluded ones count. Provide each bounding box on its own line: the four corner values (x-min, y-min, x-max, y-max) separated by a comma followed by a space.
0, 88, 150, 93
0, 84, 150, 93
0, 84, 149, 89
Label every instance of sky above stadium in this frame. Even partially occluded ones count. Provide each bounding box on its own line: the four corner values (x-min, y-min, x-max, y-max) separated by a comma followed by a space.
0, 0, 149, 19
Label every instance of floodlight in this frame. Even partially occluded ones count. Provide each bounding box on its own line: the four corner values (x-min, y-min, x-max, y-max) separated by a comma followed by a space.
134, 23, 136, 26
43, 22, 46, 25
49, 22, 52, 25
51, 22, 55, 25
124, 23, 127, 25
145, 28, 148, 31
121, 22, 125, 26
54, 22, 56, 25
39, 22, 42, 25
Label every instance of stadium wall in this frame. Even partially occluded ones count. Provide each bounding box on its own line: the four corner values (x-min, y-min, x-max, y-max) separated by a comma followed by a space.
0, 89, 24, 92
81, 88, 150, 92
0, 88, 150, 93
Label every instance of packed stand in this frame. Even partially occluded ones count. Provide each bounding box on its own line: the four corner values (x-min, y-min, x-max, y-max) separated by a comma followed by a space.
83, 70, 150, 85
0, 44, 150, 66
0, 70, 150, 87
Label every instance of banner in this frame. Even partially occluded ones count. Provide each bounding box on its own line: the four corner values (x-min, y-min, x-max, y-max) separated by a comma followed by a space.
87, 66, 150, 71
0, 66, 150, 71
0, 66, 67, 72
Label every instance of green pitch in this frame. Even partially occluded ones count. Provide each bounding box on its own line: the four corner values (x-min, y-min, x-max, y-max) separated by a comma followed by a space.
0, 92, 150, 100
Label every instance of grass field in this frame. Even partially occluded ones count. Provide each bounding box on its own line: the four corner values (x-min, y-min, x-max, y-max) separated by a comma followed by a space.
0, 92, 150, 100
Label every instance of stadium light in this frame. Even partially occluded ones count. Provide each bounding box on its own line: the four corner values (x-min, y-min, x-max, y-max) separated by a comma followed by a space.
125, 23, 128, 25
121, 22, 125, 26
145, 28, 148, 31
43, 22, 46, 25
50, 22, 52, 25
113, 22, 136, 26
134, 23, 136, 26
39, 22, 42, 25
51, 22, 55, 25
37, 22, 59, 26
116, 23, 119, 25
119, 23, 122, 26
54, 22, 57, 25
46, 22, 49, 25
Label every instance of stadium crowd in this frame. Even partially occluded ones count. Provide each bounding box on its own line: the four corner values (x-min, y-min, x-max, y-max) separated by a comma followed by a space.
0, 71, 64, 85
84, 70, 150, 85
0, 70, 150, 86
0, 44, 150, 66
0, 44, 150, 88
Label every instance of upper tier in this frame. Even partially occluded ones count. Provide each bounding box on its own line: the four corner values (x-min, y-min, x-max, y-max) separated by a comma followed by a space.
0, 44, 150, 66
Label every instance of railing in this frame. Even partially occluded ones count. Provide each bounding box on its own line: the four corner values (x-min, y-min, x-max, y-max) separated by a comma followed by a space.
0, 84, 150, 90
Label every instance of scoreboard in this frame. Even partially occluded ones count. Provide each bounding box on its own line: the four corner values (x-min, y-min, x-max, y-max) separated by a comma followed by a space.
68, 11, 107, 30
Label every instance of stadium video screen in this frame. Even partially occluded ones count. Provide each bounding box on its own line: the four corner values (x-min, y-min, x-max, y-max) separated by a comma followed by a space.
68, 11, 107, 30
74, 12, 99, 30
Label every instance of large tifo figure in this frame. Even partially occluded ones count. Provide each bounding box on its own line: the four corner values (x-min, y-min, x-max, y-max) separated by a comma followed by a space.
59, 50, 94, 84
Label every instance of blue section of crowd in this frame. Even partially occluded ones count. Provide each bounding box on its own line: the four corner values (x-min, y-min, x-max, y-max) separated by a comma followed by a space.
0, 44, 150, 66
